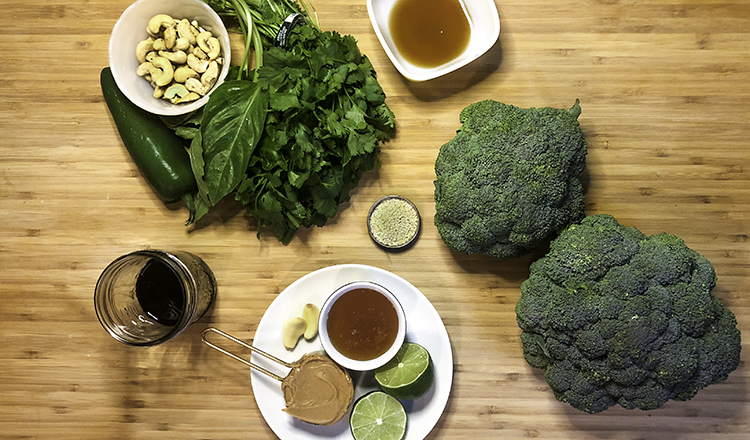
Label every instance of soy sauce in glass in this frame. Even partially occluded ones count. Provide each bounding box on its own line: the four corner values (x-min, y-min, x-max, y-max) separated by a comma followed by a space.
94, 250, 216, 346
135, 259, 184, 326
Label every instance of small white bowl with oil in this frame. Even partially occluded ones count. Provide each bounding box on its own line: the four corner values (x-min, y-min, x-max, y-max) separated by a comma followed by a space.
367, 0, 500, 82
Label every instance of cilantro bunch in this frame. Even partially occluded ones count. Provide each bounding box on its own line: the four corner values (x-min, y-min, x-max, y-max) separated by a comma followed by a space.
173, 0, 395, 244
238, 26, 396, 243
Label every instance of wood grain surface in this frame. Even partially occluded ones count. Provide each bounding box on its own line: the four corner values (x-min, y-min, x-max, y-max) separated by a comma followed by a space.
1, 0, 749, 438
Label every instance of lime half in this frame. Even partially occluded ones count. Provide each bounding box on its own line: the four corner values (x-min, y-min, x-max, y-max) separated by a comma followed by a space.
375, 342, 434, 400
350, 391, 407, 440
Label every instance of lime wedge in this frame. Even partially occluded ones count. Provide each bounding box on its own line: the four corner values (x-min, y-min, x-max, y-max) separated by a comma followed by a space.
375, 342, 434, 400
350, 391, 407, 440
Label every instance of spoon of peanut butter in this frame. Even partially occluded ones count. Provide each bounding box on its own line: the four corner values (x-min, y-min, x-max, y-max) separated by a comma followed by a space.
202, 327, 354, 426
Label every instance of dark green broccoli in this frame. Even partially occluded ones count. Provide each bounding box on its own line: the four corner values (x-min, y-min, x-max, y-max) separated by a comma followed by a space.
433, 100, 587, 259
515, 214, 741, 413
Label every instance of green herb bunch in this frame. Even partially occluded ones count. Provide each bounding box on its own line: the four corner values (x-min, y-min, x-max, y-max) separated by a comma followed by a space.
204, 0, 318, 78
171, 0, 395, 243
239, 26, 396, 243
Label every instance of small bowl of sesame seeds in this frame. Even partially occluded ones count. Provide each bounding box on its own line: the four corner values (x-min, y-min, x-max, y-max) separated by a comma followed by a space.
367, 195, 421, 251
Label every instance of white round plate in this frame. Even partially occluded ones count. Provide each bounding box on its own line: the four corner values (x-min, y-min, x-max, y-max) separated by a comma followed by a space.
251, 264, 453, 439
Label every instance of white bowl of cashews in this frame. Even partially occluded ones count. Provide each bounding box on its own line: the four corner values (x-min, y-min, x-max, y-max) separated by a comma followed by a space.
108, 0, 232, 116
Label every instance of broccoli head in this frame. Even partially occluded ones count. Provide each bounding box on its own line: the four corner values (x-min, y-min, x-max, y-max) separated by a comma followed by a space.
434, 100, 587, 259
515, 214, 741, 413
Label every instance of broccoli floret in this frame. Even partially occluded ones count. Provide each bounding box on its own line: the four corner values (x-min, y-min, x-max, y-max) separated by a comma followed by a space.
515, 214, 741, 413
434, 100, 588, 259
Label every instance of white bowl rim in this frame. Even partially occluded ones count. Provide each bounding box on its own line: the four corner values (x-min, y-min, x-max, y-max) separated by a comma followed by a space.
318, 280, 407, 371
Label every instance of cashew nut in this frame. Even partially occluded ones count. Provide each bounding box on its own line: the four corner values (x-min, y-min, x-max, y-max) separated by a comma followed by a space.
152, 38, 167, 52
163, 84, 199, 104
302, 303, 320, 340
179, 92, 201, 104
150, 57, 174, 87
159, 50, 187, 65
174, 66, 199, 83
186, 53, 209, 73
163, 26, 177, 50
201, 60, 219, 90
153, 85, 165, 99
136, 38, 154, 64
191, 20, 205, 33
184, 77, 205, 95
147, 14, 175, 36
196, 31, 213, 54
282, 317, 307, 350
164, 83, 189, 99
176, 19, 197, 45
173, 37, 190, 52
193, 46, 208, 60
206, 37, 221, 60
136, 62, 162, 83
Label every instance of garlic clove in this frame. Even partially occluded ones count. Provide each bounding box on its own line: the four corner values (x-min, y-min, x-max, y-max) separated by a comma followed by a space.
282, 317, 307, 350
302, 303, 320, 340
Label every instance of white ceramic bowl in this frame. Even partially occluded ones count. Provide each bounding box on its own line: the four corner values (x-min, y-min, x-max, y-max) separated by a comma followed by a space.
318, 281, 406, 371
367, 0, 500, 82
108, 0, 232, 116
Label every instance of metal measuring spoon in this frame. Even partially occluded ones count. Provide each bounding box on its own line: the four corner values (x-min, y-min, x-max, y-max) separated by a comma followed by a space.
202, 327, 354, 425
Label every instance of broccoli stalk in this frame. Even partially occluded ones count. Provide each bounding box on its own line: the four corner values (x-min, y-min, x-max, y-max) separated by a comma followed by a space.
515, 214, 742, 413
434, 100, 587, 259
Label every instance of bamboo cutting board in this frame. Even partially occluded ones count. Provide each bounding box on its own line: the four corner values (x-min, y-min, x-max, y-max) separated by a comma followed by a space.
1, 0, 749, 439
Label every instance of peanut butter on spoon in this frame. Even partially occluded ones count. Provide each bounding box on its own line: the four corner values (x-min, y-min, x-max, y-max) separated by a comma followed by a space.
281, 353, 354, 425
202, 328, 353, 426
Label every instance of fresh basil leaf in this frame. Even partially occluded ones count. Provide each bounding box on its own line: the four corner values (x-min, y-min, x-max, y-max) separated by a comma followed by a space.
188, 132, 210, 198
200, 80, 268, 204
183, 192, 211, 226
184, 132, 211, 225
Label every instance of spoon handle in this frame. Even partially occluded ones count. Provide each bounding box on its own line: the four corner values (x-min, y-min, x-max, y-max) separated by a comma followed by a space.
202, 327, 292, 381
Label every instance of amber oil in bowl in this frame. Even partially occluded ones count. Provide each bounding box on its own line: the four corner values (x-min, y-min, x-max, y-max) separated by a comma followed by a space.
318, 281, 406, 371
389, 0, 472, 68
